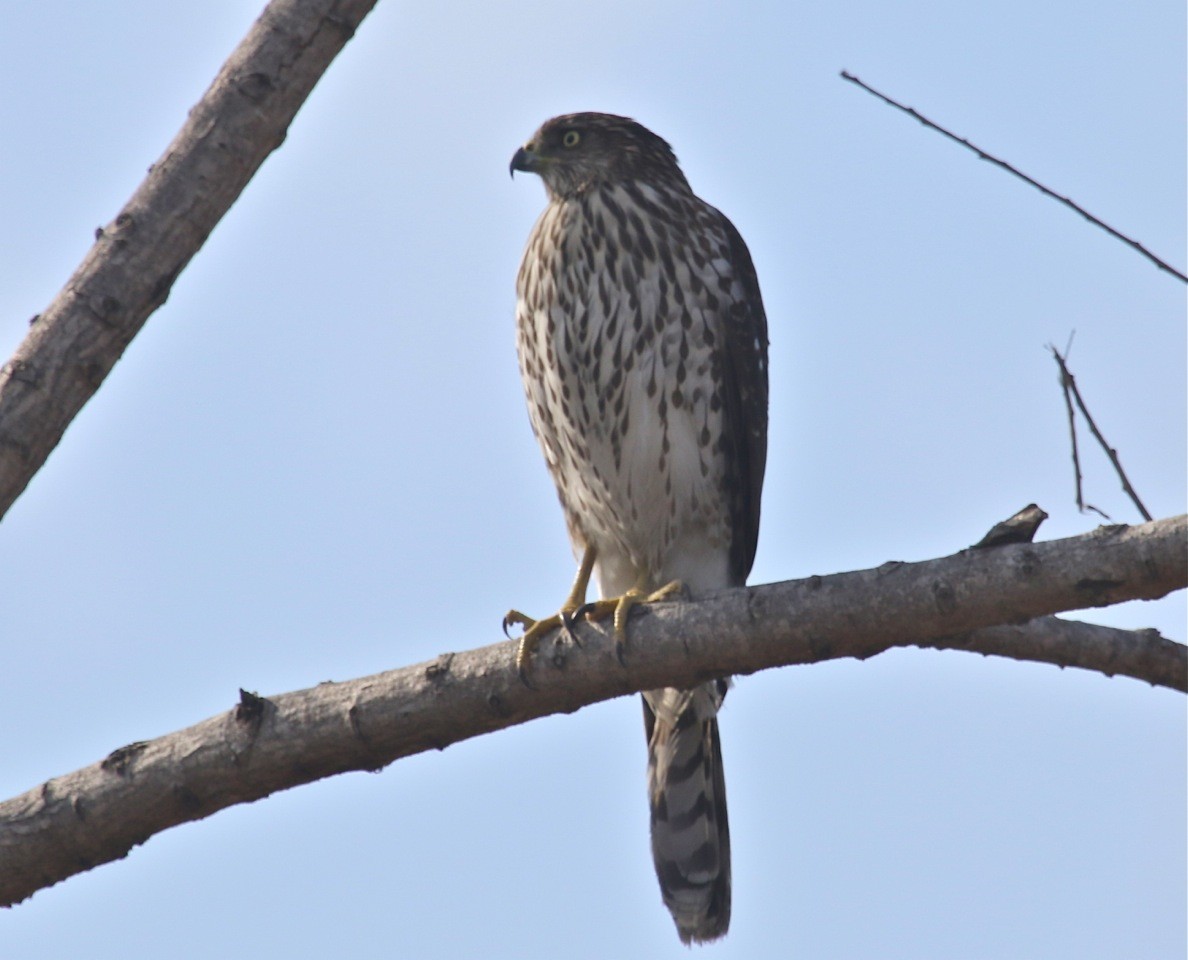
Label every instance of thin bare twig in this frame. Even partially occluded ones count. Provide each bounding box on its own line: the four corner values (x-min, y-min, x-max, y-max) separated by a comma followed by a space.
1049, 343, 1153, 522
840, 71, 1188, 284
1053, 339, 1097, 517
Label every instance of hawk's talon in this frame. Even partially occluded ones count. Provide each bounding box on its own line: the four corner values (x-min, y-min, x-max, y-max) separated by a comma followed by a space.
571, 580, 685, 665
560, 610, 583, 647
510, 546, 598, 681
573, 600, 598, 622
509, 556, 682, 674
502, 610, 529, 639
513, 613, 565, 676
559, 608, 579, 637
645, 580, 686, 604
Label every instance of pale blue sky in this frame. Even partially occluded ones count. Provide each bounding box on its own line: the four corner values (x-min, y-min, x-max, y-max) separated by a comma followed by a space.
1, 1, 1184, 957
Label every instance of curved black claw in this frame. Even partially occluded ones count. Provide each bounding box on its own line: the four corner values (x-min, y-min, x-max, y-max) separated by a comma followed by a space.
503, 610, 534, 640
574, 601, 599, 622
517, 661, 538, 690
558, 609, 584, 646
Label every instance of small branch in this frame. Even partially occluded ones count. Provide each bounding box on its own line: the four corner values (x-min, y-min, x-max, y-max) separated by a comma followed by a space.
0, 0, 381, 521
840, 71, 1188, 284
1, 515, 1183, 907
972, 503, 1048, 548
921, 617, 1184, 689
1049, 344, 1153, 521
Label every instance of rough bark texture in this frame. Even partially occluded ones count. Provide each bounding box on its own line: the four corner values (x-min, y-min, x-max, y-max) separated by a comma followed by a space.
0, 0, 379, 519
1, 515, 1183, 907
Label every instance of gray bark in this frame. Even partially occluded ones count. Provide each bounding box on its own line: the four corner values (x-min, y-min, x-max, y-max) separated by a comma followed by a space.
0, 0, 379, 519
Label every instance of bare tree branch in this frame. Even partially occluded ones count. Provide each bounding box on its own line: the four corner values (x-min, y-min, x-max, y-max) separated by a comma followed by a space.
918, 616, 1183, 686
840, 71, 1188, 284
2, 515, 1183, 907
0, 0, 380, 521
1049, 343, 1154, 522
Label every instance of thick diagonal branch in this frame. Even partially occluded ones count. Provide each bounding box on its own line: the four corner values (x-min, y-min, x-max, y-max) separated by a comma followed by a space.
0, 0, 379, 519
1, 515, 1183, 907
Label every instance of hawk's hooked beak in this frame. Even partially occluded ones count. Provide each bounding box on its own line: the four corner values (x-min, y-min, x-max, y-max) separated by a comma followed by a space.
509, 144, 539, 178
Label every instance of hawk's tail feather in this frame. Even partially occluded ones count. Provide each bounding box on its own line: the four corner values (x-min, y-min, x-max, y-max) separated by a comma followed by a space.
643, 681, 731, 945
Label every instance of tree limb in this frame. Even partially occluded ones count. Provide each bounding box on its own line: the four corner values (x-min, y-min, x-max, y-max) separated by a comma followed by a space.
2, 515, 1183, 907
0, 0, 379, 520
914, 615, 1183, 686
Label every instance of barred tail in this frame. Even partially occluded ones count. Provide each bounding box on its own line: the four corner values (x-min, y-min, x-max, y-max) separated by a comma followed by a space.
642, 681, 731, 944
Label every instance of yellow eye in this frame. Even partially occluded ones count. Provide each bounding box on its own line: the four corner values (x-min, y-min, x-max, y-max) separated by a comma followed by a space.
562, 130, 581, 148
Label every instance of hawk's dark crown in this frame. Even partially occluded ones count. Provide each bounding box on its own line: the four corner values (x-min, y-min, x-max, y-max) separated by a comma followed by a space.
511, 112, 691, 199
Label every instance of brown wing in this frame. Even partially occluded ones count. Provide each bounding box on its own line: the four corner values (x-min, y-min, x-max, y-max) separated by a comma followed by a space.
712, 210, 769, 586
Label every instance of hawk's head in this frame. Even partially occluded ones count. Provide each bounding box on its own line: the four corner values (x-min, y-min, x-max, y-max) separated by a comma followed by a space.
510, 112, 690, 199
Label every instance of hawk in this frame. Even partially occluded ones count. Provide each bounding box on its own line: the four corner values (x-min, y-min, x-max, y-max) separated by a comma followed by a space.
507, 112, 769, 944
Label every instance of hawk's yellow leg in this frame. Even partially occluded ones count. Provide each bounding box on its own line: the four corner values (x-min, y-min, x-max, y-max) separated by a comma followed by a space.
505, 546, 598, 677
507, 549, 684, 676
576, 579, 684, 664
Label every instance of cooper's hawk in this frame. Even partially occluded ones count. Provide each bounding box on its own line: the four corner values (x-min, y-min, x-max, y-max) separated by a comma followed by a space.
507, 112, 768, 944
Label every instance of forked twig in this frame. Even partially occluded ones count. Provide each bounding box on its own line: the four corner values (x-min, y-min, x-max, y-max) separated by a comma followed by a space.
1049, 343, 1153, 522
841, 71, 1188, 284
